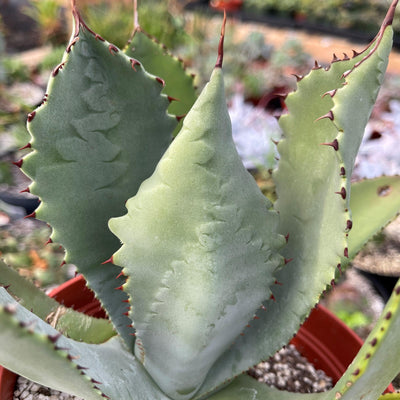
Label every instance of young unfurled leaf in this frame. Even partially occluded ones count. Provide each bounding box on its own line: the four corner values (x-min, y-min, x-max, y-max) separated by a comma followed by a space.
109, 66, 285, 400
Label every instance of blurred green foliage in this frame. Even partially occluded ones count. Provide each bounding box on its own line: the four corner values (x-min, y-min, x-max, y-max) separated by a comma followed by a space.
22, 0, 189, 50
134, 1, 189, 50
0, 162, 13, 185
81, 2, 134, 49
37, 45, 66, 72
1, 58, 29, 83
22, 0, 68, 45
0, 223, 71, 287
244, 0, 400, 34
83, 1, 189, 50
335, 309, 372, 331
0, 26, 6, 84
181, 17, 312, 99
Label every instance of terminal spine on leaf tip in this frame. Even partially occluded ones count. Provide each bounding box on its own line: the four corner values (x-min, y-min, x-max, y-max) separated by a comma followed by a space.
215, 11, 227, 69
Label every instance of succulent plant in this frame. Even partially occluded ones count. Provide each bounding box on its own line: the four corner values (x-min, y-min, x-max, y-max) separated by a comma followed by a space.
1, 1, 400, 399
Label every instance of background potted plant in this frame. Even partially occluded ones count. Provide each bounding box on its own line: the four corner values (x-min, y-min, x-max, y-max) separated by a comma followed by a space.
1, 0, 400, 399
210, 0, 243, 12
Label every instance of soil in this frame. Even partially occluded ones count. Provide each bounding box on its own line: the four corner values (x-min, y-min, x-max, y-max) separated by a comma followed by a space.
354, 217, 400, 278
14, 376, 82, 400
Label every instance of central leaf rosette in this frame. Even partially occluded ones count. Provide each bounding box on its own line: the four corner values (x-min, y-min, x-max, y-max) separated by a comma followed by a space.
109, 67, 285, 400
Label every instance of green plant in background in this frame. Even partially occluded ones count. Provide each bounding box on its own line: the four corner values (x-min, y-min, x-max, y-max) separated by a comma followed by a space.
181, 25, 311, 101
82, 0, 188, 50
244, 0, 400, 34
127, 0, 188, 50
336, 308, 372, 332
269, 38, 311, 71
1, 58, 30, 83
232, 33, 310, 100
0, 27, 6, 85
79, 1, 134, 49
37, 45, 67, 72
0, 225, 71, 287
22, 0, 68, 45
240, 37, 312, 99
239, 32, 274, 62
0, 22, 32, 193
1, 1, 400, 400
22, 0, 188, 50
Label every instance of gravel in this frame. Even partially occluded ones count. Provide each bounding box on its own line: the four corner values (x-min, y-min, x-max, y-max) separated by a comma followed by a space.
13, 376, 83, 400
248, 344, 333, 393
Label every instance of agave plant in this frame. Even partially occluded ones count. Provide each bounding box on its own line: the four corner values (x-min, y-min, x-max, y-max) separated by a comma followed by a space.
1, 0, 400, 399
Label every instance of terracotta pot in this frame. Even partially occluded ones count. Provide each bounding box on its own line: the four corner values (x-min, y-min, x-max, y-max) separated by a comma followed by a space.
0, 277, 394, 398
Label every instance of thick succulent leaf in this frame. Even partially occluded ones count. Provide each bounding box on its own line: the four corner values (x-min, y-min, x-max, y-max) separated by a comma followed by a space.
109, 67, 285, 400
333, 21, 393, 192
346, 175, 400, 263
258, 176, 400, 274
0, 289, 104, 400
124, 28, 197, 135
0, 289, 171, 400
0, 260, 115, 343
328, 278, 400, 400
198, 12, 394, 397
0, 259, 53, 319
20, 9, 176, 347
206, 374, 328, 400
53, 309, 115, 344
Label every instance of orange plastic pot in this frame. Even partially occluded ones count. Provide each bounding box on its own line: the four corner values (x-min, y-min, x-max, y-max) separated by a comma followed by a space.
0, 277, 394, 398
291, 305, 394, 393
291, 305, 363, 383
